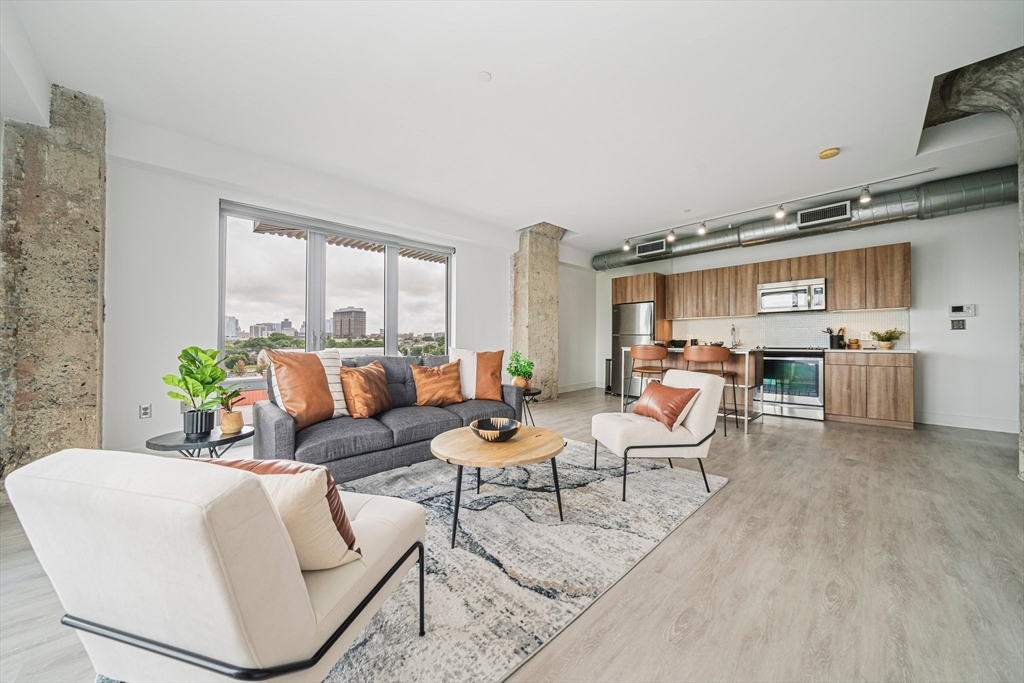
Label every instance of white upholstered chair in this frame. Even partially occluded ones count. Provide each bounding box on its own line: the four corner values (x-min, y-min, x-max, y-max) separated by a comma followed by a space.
4, 449, 426, 683
592, 369, 724, 501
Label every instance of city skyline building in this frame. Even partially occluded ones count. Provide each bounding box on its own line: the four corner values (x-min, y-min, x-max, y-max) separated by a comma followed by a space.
333, 307, 367, 338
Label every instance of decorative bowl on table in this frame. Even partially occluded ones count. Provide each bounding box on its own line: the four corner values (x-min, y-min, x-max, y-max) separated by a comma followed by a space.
470, 417, 521, 443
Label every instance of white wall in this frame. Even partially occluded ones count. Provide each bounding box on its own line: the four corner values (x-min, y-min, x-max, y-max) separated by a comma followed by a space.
104, 129, 513, 451
558, 263, 597, 393
594, 205, 1020, 433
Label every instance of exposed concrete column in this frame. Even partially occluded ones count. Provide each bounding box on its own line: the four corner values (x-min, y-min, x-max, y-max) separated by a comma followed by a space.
941, 47, 1024, 480
511, 222, 566, 401
1, 85, 106, 495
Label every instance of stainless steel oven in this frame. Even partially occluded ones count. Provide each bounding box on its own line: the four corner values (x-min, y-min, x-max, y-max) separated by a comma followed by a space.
755, 348, 825, 420
757, 278, 826, 314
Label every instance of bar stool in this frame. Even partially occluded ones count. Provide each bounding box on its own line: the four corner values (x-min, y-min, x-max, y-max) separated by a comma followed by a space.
625, 344, 668, 407
683, 345, 740, 436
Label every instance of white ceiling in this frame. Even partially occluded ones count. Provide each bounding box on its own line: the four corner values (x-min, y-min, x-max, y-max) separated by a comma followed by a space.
7, 1, 1023, 254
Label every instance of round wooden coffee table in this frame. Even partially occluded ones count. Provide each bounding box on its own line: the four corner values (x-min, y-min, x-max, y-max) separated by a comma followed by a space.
431, 425, 565, 548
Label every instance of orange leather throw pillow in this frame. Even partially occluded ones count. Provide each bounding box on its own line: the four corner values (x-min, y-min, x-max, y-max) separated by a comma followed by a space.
474, 350, 503, 401
633, 382, 700, 431
338, 361, 392, 419
411, 360, 464, 407
266, 350, 335, 432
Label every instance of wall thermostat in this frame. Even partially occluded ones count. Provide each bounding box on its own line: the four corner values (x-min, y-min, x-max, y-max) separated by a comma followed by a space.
949, 304, 976, 318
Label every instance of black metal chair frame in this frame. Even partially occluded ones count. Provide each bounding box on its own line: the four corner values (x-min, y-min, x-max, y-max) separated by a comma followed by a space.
624, 354, 666, 408
593, 431, 716, 501
61, 541, 426, 681
685, 359, 741, 436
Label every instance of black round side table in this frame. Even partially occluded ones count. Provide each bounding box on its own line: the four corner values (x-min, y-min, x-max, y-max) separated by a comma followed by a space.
146, 426, 254, 459
522, 388, 542, 426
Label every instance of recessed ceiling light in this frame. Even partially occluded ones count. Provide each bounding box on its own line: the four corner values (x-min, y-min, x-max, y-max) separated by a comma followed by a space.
819, 147, 840, 160
859, 186, 872, 204
775, 205, 786, 219
477, 72, 492, 82
683, 209, 691, 213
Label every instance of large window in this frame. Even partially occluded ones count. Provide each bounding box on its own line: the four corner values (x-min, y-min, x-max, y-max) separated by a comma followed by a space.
219, 202, 452, 420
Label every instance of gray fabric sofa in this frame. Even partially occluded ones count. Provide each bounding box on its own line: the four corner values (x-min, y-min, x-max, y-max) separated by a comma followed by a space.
254, 354, 523, 483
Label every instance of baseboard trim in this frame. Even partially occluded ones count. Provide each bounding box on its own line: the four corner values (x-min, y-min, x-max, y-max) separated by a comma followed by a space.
559, 381, 599, 394
915, 411, 1019, 434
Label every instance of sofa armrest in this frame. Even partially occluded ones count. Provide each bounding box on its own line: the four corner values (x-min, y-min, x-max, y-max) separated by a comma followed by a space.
502, 384, 524, 422
253, 400, 295, 460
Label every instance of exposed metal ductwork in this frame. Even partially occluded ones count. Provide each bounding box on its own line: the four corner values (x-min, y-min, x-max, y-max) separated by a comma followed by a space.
592, 166, 1019, 271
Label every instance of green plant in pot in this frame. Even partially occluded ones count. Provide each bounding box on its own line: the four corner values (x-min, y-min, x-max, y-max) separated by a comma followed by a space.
506, 349, 534, 391
218, 384, 246, 434
870, 328, 905, 350
163, 346, 227, 436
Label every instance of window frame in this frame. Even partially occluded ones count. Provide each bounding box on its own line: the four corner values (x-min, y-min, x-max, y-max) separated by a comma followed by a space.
218, 200, 453, 358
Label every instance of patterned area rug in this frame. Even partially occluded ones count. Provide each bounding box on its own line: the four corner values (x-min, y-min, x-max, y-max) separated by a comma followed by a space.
326, 438, 726, 682
98, 439, 726, 683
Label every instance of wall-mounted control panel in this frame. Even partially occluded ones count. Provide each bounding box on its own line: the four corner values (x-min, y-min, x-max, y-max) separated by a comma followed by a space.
949, 304, 976, 318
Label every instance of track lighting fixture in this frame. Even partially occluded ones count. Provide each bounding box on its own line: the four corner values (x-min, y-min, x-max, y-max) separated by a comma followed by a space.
622, 239, 630, 252
667, 228, 675, 242
775, 205, 786, 219
859, 186, 871, 204
697, 222, 707, 235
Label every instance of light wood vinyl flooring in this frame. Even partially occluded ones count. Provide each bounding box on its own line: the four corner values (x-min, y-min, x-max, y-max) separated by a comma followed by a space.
1, 388, 1022, 682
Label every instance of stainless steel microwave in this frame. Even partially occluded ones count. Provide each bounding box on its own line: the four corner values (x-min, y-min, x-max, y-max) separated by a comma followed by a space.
756, 278, 826, 314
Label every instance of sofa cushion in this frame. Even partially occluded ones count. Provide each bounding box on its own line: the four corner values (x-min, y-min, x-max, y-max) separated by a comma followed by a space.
267, 358, 355, 407
294, 416, 394, 464
339, 361, 392, 419
442, 399, 516, 426
266, 350, 336, 432
353, 355, 421, 408
411, 361, 464, 407
421, 355, 450, 367
377, 406, 462, 446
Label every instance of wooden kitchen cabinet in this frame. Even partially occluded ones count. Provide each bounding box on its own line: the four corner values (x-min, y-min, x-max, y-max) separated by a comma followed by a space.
790, 253, 826, 281
866, 242, 911, 309
757, 258, 791, 284
826, 248, 866, 310
666, 271, 703, 319
729, 263, 758, 316
825, 352, 914, 429
702, 267, 731, 318
612, 273, 657, 305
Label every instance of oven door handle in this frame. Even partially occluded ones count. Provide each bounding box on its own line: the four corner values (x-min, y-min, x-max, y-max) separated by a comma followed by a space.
763, 356, 824, 362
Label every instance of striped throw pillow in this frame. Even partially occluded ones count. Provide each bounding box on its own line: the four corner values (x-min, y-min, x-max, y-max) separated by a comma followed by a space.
270, 349, 349, 418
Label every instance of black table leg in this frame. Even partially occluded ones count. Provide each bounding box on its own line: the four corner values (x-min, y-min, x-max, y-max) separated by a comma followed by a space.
551, 457, 563, 521
477, 467, 481, 494
524, 399, 535, 426
451, 465, 463, 549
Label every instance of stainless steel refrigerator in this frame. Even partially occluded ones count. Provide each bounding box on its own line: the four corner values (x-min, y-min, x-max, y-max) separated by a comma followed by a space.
611, 301, 655, 397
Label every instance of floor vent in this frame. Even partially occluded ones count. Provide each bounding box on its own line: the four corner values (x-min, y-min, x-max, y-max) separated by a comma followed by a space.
635, 239, 666, 257
797, 201, 852, 229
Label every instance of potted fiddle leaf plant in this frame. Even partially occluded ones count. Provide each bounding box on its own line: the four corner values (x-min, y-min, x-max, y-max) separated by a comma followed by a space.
218, 384, 246, 434
163, 346, 227, 436
870, 328, 905, 350
506, 349, 535, 390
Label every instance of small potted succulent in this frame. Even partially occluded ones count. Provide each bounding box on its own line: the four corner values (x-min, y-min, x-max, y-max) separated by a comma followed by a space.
506, 349, 534, 390
218, 384, 246, 434
870, 329, 905, 350
163, 346, 227, 436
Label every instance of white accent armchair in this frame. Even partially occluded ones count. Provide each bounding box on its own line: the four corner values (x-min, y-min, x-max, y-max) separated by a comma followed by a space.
592, 369, 725, 500
4, 449, 426, 682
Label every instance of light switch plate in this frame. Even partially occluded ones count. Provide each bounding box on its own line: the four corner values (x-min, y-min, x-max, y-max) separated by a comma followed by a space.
951, 319, 966, 330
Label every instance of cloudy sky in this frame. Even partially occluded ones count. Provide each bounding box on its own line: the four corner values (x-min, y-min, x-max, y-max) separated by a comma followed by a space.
224, 217, 446, 336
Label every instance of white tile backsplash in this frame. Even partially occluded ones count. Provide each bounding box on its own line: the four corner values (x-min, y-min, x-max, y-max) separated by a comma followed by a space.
671, 310, 911, 349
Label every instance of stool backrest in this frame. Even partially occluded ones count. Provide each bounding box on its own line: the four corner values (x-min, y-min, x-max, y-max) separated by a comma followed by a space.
683, 344, 730, 363
630, 344, 668, 361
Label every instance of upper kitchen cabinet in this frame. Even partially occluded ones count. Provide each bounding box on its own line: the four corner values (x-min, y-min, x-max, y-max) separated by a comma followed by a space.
702, 267, 731, 318
790, 254, 826, 281
666, 271, 702, 319
827, 248, 866, 310
729, 263, 758, 316
757, 258, 791, 284
866, 242, 911, 309
612, 273, 658, 305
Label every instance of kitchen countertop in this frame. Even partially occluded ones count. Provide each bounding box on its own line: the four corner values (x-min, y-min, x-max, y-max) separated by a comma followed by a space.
824, 348, 917, 354
665, 346, 757, 354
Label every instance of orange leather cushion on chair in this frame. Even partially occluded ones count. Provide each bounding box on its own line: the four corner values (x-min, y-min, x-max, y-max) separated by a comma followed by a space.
338, 361, 392, 419
633, 381, 700, 431
411, 360, 465, 407
266, 350, 336, 432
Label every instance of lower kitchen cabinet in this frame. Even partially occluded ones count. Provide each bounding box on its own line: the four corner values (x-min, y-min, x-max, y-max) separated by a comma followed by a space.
825, 352, 914, 429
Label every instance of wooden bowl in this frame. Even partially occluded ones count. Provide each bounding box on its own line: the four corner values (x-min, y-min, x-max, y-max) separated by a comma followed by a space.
470, 418, 521, 443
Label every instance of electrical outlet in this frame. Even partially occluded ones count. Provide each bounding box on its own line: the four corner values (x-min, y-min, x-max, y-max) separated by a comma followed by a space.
951, 319, 966, 330
139, 404, 152, 419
